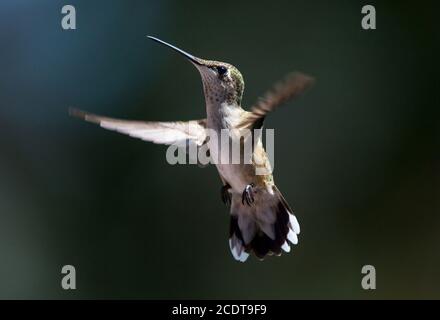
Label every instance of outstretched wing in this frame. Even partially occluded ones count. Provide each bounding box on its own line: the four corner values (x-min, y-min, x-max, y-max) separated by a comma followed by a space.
69, 108, 207, 148
238, 72, 314, 129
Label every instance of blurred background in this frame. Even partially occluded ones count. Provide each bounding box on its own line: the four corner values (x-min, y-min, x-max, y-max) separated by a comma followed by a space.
0, 0, 437, 299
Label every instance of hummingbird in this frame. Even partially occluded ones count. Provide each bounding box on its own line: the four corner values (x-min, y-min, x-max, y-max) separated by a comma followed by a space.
70, 36, 314, 262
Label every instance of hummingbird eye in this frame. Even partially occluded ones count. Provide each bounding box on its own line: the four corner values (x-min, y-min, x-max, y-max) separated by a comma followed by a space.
216, 66, 227, 76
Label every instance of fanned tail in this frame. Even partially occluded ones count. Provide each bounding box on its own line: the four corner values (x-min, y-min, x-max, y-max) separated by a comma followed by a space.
228, 185, 300, 262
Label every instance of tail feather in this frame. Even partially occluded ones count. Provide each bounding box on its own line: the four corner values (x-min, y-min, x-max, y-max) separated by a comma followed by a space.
228, 185, 300, 262
229, 216, 249, 262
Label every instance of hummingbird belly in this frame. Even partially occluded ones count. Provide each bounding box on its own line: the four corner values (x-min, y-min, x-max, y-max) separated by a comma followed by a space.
208, 131, 271, 193
215, 163, 258, 193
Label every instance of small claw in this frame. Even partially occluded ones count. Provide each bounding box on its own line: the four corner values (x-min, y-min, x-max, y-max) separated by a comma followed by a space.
241, 183, 255, 206
221, 184, 232, 206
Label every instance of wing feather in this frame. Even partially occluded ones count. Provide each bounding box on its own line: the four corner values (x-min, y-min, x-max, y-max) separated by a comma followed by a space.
69, 108, 207, 147
238, 72, 314, 129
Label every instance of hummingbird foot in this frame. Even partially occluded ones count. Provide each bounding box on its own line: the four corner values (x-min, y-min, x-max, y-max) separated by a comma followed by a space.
241, 183, 255, 206
221, 184, 232, 206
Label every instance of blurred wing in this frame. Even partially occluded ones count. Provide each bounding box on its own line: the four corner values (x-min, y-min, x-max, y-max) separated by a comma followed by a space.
238, 72, 314, 129
70, 108, 207, 147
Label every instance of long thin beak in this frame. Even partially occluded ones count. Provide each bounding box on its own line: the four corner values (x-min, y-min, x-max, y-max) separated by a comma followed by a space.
147, 36, 204, 66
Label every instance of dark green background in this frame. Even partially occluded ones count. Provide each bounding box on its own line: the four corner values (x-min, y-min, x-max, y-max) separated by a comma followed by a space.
0, 0, 437, 299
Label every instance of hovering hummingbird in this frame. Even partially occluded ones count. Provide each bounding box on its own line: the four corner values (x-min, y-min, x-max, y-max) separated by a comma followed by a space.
70, 36, 314, 262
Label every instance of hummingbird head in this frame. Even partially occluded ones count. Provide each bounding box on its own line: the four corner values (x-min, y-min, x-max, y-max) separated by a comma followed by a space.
148, 36, 244, 106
